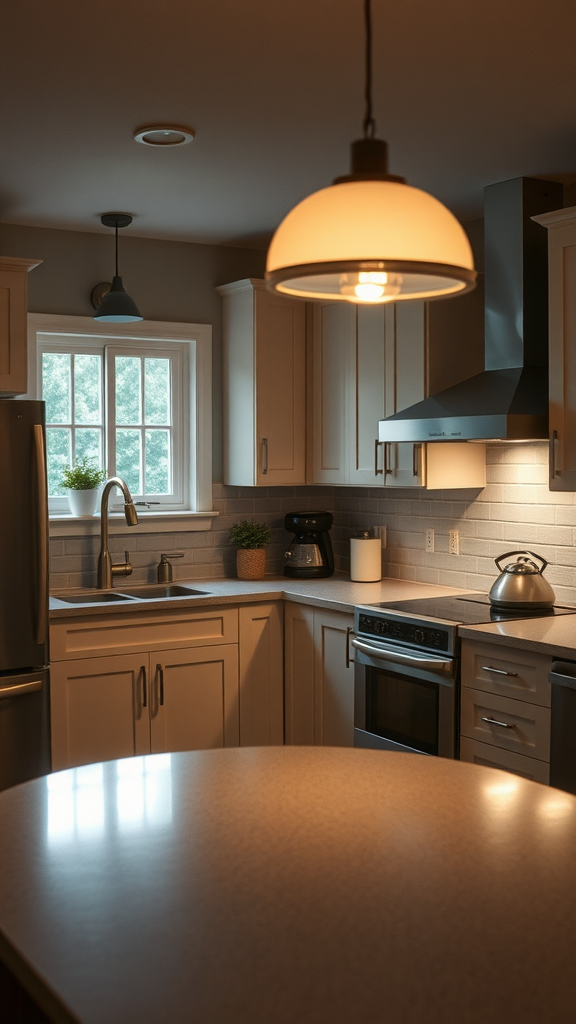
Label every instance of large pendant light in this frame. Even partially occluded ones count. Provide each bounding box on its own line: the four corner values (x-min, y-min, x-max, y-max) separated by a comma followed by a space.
266, 0, 476, 305
92, 214, 143, 322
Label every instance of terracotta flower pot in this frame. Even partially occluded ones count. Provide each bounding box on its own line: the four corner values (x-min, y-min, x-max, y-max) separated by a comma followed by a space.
236, 548, 266, 580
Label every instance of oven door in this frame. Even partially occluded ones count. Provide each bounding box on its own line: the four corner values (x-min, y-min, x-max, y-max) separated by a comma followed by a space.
352, 636, 457, 758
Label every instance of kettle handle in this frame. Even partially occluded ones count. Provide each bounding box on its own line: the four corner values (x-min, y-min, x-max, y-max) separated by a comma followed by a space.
494, 550, 548, 574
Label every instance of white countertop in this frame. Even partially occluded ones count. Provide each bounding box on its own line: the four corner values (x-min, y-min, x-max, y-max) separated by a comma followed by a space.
49, 575, 471, 618
459, 614, 576, 658
2, 748, 576, 1023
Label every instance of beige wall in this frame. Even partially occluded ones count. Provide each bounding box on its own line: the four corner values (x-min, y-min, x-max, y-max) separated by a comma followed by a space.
0, 222, 266, 480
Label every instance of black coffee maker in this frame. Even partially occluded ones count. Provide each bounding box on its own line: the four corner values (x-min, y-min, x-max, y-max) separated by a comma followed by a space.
284, 511, 334, 579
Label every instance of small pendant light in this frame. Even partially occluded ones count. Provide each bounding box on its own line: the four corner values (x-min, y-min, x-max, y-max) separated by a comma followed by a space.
92, 214, 143, 322
266, 0, 476, 305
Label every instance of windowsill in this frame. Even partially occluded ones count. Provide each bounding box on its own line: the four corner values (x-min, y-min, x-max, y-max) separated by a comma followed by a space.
49, 510, 219, 537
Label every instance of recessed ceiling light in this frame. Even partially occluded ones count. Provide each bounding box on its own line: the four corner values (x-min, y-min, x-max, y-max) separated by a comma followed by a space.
133, 124, 195, 147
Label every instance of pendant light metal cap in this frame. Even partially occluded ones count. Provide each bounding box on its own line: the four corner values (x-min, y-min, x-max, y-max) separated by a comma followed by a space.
93, 276, 143, 323
266, 179, 476, 303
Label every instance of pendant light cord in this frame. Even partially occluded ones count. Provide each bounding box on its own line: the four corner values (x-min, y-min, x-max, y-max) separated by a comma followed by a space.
362, 0, 376, 139
115, 222, 119, 278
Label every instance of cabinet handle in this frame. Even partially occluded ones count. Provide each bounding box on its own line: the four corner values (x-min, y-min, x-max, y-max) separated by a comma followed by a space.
345, 627, 354, 668
383, 442, 392, 475
141, 666, 147, 708
481, 665, 518, 677
549, 429, 559, 478
481, 716, 516, 729
412, 443, 422, 478
374, 439, 383, 476
157, 663, 164, 706
261, 437, 268, 475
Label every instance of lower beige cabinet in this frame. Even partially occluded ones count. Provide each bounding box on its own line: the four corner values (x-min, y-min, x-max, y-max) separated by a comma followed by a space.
50, 602, 283, 771
284, 602, 355, 746
459, 638, 552, 783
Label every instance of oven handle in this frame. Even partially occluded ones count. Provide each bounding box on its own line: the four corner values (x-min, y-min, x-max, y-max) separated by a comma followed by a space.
351, 637, 454, 674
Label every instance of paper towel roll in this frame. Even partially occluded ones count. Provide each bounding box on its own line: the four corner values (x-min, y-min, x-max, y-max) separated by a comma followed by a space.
350, 537, 381, 582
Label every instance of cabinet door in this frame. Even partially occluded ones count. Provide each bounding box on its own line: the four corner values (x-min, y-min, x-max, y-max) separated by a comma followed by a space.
0, 258, 40, 396
544, 215, 576, 490
351, 305, 387, 486
50, 654, 149, 770
255, 287, 306, 485
149, 644, 239, 754
383, 302, 426, 487
312, 302, 354, 483
313, 609, 355, 747
284, 602, 316, 744
239, 603, 284, 746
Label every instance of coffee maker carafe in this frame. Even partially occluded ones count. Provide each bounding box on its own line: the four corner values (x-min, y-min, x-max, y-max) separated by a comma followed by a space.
284, 511, 334, 579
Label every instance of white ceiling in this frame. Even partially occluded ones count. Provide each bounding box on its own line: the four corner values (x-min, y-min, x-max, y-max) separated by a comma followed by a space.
2, 0, 575, 248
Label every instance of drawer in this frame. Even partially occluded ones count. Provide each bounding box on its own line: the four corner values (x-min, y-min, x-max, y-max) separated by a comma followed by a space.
460, 686, 550, 762
461, 639, 551, 707
460, 737, 549, 784
50, 607, 239, 661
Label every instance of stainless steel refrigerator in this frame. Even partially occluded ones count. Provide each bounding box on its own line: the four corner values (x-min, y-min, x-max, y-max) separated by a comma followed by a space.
0, 400, 51, 790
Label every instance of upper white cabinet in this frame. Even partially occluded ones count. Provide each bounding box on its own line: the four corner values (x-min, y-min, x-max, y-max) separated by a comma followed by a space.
0, 256, 41, 396
219, 279, 306, 486
311, 300, 425, 487
534, 207, 576, 490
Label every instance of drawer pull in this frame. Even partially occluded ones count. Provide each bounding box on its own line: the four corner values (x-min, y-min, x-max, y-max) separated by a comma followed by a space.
481, 716, 516, 729
481, 665, 518, 677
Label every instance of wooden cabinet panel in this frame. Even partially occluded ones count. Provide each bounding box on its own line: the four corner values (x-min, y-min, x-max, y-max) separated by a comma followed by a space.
351, 305, 387, 486
239, 603, 284, 746
459, 736, 550, 784
149, 645, 239, 754
461, 639, 551, 707
51, 654, 149, 770
461, 686, 551, 762
284, 602, 316, 745
284, 603, 354, 747
0, 257, 41, 396
312, 302, 352, 483
535, 208, 576, 490
314, 609, 355, 746
50, 607, 238, 661
220, 279, 306, 486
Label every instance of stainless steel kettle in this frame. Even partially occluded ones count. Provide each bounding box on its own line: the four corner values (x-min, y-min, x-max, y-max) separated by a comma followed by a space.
489, 550, 555, 608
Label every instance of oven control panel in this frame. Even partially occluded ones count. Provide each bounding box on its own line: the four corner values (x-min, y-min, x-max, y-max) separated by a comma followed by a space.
356, 612, 451, 653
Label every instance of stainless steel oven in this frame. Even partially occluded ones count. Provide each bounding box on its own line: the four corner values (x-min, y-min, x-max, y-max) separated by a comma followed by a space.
352, 610, 458, 757
352, 594, 576, 760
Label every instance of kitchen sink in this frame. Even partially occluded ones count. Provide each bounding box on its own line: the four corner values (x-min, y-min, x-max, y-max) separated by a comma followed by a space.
116, 585, 210, 600
55, 592, 136, 604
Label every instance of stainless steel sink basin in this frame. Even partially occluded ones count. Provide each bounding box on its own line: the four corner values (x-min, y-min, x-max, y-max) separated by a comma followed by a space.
55, 592, 136, 604
116, 585, 210, 600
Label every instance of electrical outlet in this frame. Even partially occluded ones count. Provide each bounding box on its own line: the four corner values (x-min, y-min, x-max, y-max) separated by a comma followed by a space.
379, 525, 387, 548
425, 529, 434, 553
449, 530, 460, 555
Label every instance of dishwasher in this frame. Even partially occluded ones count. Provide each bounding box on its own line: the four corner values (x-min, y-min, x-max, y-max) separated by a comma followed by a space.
550, 660, 576, 795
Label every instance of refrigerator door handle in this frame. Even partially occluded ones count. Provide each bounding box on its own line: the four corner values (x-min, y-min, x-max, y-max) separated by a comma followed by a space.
0, 679, 43, 700
34, 424, 49, 646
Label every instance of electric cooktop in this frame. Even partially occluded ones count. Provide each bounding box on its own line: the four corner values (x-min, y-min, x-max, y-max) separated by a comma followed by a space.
368, 593, 576, 625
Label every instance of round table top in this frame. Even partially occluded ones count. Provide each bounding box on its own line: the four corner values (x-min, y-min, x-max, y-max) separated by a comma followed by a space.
1, 747, 576, 1023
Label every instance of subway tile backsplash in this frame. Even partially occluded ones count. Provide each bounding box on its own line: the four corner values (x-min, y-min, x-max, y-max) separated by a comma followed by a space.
50, 443, 576, 606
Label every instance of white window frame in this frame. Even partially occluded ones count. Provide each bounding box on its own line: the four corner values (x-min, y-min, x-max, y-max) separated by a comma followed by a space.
27, 314, 214, 531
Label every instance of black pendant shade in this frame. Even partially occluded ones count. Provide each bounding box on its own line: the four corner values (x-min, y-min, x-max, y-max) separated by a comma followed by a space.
93, 214, 143, 323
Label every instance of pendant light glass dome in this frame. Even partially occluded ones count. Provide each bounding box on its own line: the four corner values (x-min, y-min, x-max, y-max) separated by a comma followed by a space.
266, 3, 476, 305
93, 214, 143, 323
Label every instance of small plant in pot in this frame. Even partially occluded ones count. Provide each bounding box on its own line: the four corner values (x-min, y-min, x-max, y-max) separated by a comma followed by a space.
61, 457, 107, 517
229, 520, 272, 580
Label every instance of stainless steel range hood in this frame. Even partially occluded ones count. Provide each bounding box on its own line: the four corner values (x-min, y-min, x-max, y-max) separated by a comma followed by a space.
379, 177, 564, 443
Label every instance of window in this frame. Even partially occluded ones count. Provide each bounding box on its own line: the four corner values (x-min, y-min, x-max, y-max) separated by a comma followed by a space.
28, 315, 212, 519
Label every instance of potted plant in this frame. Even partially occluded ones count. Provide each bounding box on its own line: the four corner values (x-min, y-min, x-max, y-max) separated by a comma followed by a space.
229, 520, 272, 580
61, 457, 107, 517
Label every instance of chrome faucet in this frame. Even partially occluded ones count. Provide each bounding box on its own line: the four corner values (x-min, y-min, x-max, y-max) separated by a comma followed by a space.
97, 477, 139, 589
